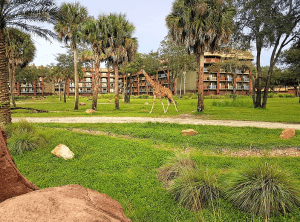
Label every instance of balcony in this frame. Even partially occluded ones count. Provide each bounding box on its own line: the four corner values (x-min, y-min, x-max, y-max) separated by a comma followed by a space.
236, 78, 242, 82
243, 78, 250, 82
227, 77, 233, 81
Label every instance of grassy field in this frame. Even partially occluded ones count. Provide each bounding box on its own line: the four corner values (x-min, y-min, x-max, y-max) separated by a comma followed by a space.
8, 122, 300, 222
11, 95, 300, 123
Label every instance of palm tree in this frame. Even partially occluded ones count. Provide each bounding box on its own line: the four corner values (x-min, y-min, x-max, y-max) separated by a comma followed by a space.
96, 13, 138, 109
54, 2, 88, 110
82, 19, 108, 110
166, 0, 234, 112
5, 28, 36, 108
0, 0, 58, 124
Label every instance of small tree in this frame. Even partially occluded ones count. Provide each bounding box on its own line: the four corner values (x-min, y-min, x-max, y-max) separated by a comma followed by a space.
280, 41, 300, 103
5, 28, 36, 107
158, 38, 196, 96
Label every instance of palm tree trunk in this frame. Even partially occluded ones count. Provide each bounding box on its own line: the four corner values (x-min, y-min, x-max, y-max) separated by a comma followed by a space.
92, 62, 99, 110
73, 48, 79, 110
0, 29, 11, 124
114, 62, 119, 109
197, 51, 205, 112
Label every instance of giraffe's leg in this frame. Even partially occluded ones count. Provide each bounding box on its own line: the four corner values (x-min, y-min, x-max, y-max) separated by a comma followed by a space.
150, 95, 156, 113
165, 99, 170, 113
172, 99, 178, 112
159, 97, 166, 113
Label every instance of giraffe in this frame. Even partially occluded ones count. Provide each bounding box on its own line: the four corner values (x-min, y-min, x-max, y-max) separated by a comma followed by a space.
137, 69, 178, 113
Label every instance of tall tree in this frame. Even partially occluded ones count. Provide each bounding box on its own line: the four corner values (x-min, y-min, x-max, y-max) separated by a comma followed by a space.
166, 0, 235, 112
5, 28, 36, 107
0, 0, 58, 124
234, 0, 300, 108
97, 13, 138, 109
55, 2, 88, 110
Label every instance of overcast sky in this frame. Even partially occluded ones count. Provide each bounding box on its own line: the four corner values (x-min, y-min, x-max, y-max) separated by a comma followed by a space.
31, 0, 272, 67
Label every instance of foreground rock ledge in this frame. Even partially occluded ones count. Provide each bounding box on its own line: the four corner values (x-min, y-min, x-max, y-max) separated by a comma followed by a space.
0, 126, 38, 202
0, 184, 131, 222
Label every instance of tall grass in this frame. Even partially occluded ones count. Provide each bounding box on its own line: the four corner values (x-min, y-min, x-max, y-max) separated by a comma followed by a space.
4, 121, 46, 155
225, 163, 300, 220
212, 99, 253, 108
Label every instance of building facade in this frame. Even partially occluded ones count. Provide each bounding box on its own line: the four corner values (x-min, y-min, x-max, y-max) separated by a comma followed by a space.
177, 51, 254, 96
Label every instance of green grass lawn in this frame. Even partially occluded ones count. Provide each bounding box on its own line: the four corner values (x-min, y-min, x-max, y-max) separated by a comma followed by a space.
12, 95, 300, 123
9, 122, 300, 222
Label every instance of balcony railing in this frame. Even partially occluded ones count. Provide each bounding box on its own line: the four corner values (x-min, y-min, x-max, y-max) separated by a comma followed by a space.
243, 78, 250, 82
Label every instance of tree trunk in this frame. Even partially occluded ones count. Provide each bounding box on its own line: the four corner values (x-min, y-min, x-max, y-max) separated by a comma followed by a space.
233, 71, 237, 101
8, 63, 16, 108
92, 62, 99, 110
184, 72, 186, 95
197, 52, 205, 112
73, 48, 79, 110
59, 82, 61, 101
63, 81, 67, 103
262, 65, 275, 108
124, 75, 130, 103
114, 63, 119, 109
255, 45, 262, 108
180, 74, 182, 97
0, 29, 11, 124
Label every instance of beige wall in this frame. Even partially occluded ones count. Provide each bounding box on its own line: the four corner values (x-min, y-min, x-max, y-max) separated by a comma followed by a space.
176, 71, 197, 92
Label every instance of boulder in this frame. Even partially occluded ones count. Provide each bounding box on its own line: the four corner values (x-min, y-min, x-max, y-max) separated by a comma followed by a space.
86, 109, 97, 114
280, 128, 296, 139
145, 102, 149, 105
181, 129, 198, 136
51, 144, 74, 160
79, 102, 86, 106
0, 184, 131, 222
108, 99, 112, 102
0, 126, 38, 203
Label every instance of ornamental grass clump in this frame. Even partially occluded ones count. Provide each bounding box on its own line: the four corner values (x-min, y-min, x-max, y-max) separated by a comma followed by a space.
226, 163, 300, 219
157, 154, 196, 188
169, 168, 220, 211
5, 121, 46, 155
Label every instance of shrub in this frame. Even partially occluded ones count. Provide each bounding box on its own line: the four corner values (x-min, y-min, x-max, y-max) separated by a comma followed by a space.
212, 99, 253, 108
169, 168, 220, 211
225, 163, 300, 219
158, 154, 196, 188
4, 121, 46, 155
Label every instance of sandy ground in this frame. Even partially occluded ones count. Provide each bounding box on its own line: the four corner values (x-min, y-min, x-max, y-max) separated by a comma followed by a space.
12, 116, 300, 130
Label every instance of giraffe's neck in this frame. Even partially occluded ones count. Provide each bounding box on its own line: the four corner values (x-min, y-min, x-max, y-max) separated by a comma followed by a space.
143, 71, 156, 88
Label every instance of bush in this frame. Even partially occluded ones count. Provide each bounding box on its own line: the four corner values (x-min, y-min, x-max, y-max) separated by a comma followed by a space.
158, 154, 196, 188
225, 163, 300, 218
169, 168, 220, 210
212, 99, 253, 108
4, 121, 46, 155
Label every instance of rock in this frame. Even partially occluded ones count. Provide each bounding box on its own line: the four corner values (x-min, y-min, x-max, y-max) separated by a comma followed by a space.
0, 126, 38, 203
181, 129, 198, 136
108, 99, 112, 102
79, 102, 86, 106
280, 128, 295, 139
145, 102, 149, 105
0, 184, 131, 222
51, 144, 74, 160
86, 109, 96, 114
141, 109, 147, 112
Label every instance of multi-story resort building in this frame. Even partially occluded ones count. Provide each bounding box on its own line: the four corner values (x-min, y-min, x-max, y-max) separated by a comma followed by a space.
176, 51, 254, 96
9, 50, 295, 97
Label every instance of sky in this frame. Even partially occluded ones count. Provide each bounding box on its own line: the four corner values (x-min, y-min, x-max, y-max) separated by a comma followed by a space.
31, 0, 272, 67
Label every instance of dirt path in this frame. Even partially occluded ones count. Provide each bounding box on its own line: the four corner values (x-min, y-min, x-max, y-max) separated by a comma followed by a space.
12, 116, 300, 130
